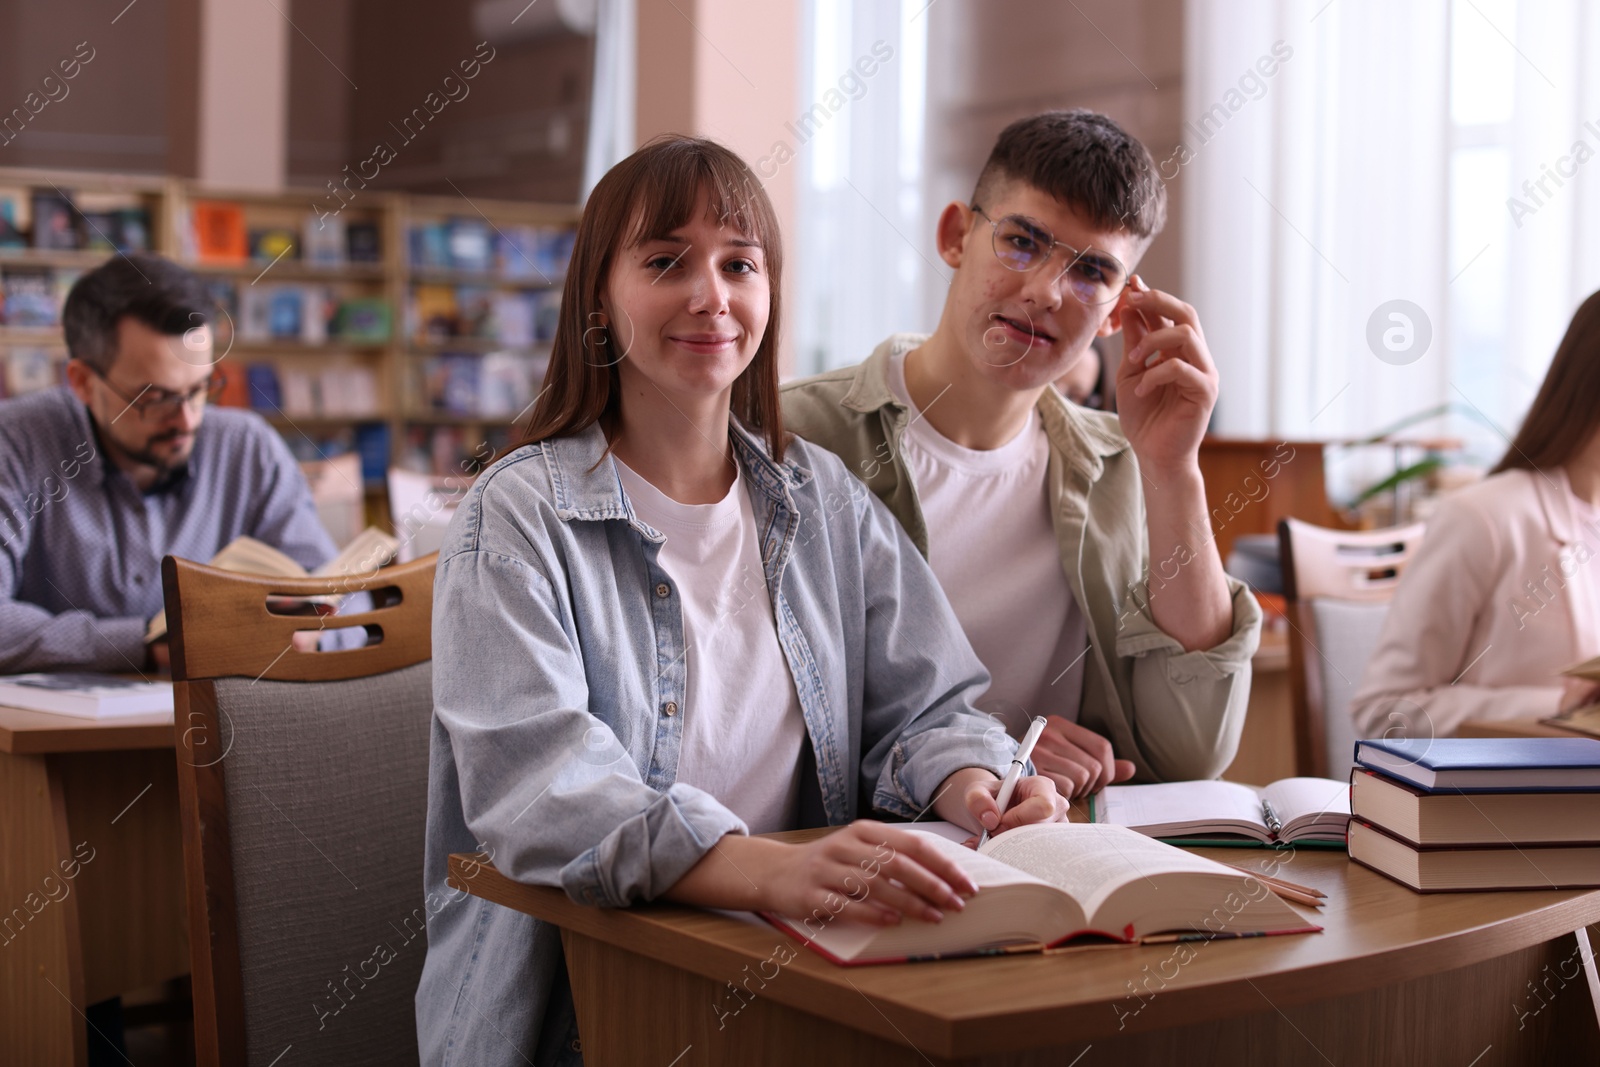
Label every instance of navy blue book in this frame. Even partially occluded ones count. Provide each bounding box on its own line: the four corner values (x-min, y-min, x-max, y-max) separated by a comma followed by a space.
1354, 737, 1600, 792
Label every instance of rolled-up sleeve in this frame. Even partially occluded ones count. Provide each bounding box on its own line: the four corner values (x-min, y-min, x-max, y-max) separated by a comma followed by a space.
850, 486, 1015, 817
432, 548, 744, 908
1115, 576, 1261, 782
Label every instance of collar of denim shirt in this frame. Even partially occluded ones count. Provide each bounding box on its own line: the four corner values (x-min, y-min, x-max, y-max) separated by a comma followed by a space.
541, 419, 814, 537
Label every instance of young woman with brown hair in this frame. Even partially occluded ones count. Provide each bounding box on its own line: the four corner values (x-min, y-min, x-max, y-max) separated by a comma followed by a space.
1352, 290, 1600, 737
414, 136, 1065, 1065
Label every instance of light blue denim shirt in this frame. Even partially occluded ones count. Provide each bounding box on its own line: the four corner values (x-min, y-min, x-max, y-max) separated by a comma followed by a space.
416, 420, 1015, 1066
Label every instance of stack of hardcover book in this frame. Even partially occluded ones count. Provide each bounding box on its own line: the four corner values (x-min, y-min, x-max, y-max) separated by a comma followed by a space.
1348, 737, 1600, 891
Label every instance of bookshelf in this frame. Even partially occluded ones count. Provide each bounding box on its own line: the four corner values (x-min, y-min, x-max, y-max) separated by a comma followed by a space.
0, 167, 179, 397
0, 166, 580, 531
395, 193, 574, 480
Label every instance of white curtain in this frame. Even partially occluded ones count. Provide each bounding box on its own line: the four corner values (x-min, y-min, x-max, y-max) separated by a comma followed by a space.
582, 0, 636, 201
1185, 0, 1600, 472
793, 0, 931, 375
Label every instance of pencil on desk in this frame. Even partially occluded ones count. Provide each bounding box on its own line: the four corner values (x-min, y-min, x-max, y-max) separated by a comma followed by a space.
1222, 862, 1325, 899
1221, 863, 1325, 908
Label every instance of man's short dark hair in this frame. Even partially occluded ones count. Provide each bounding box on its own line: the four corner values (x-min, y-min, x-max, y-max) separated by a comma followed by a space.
62, 253, 213, 373
972, 109, 1167, 241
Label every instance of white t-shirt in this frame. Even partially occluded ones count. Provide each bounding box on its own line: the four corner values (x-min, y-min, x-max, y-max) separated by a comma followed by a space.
614, 457, 806, 834
887, 347, 1089, 735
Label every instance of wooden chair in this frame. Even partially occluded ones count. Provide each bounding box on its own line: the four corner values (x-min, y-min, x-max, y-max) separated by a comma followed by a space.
162, 552, 437, 1066
1277, 519, 1426, 779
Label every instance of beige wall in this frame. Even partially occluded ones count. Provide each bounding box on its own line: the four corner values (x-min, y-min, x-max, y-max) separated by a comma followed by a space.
195, 0, 288, 188
924, 0, 1186, 292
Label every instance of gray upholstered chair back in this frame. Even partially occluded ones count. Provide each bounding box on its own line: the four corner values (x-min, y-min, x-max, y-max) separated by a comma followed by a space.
216, 665, 433, 1065
1307, 598, 1390, 779
163, 551, 438, 1066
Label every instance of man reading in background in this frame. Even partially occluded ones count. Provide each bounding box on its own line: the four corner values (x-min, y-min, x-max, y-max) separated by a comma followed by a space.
0, 253, 341, 674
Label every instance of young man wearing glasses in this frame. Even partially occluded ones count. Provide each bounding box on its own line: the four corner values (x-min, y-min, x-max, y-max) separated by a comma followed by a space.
0, 253, 342, 673
783, 110, 1261, 796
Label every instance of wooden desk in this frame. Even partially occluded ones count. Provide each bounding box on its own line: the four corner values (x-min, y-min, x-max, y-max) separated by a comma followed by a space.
450, 837, 1600, 1066
1457, 718, 1590, 740
0, 706, 188, 1066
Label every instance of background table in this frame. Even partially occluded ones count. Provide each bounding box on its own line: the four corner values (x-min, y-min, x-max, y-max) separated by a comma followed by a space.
1457, 717, 1591, 740
450, 831, 1600, 1066
0, 704, 187, 1066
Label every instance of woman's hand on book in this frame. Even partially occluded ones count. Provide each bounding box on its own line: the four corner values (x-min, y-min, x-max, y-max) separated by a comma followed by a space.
1032, 717, 1136, 798
667, 823, 982, 926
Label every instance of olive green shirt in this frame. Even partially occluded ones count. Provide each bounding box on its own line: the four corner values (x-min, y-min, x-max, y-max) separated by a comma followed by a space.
780, 334, 1262, 783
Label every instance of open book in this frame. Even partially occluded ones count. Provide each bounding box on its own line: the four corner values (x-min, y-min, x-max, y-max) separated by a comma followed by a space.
764, 824, 1318, 965
1092, 777, 1351, 847
145, 528, 399, 642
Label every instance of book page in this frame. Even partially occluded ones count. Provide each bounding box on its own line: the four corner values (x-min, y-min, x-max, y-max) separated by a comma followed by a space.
1262, 777, 1350, 823
1262, 777, 1351, 839
315, 526, 400, 578
1100, 780, 1267, 835
980, 824, 1238, 918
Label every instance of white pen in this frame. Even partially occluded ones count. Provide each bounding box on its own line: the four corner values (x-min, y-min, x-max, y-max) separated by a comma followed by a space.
978, 715, 1048, 848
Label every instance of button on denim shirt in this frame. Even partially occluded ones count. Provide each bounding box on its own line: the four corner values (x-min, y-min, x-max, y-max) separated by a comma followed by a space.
416, 420, 1016, 1066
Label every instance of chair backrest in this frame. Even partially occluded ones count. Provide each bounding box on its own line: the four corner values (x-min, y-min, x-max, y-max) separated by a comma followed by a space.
163, 552, 438, 1067
1277, 519, 1426, 778
387, 468, 467, 563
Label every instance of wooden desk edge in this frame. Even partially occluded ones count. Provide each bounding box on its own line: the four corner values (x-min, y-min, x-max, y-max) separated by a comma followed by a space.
0, 711, 177, 755
445, 852, 1600, 1058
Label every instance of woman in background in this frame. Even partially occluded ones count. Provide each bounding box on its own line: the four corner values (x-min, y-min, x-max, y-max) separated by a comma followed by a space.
414, 137, 1065, 1065
1352, 290, 1600, 737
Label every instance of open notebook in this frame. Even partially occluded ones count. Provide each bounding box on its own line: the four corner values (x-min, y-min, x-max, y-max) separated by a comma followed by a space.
1091, 777, 1352, 847
764, 824, 1318, 965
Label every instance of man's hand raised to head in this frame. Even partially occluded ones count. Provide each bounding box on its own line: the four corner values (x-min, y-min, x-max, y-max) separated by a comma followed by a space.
1112, 276, 1219, 477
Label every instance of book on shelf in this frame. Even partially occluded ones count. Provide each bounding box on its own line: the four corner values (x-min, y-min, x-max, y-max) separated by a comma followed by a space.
1091, 777, 1351, 848
192, 200, 249, 264
412, 284, 461, 340
246, 363, 283, 410
479, 351, 542, 418
303, 212, 345, 266
332, 298, 392, 342
456, 285, 494, 337
496, 225, 575, 280
533, 289, 561, 341
0, 186, 28, 249
1350, 767, 1600, 846
204, 278, 238, 338
1354, 737, 1600, 792
354, 423, 391, 486
1348, 819, 1600, 891
64, 193, 152, 254
767, 823, 1319, 965
409, 222, 452, 269
345, 221, 381, 264
145, 529, 400, 642
446, 219, 493, 273
280, 368, 316, 416
404, 424, 511, 477
268, 287, 303, 339
214, 362, 251, 408
4, 349, 58, 396
31, 191, 80, 250
0, 672, 173, 719
249, 226, 298, 263
1, 265, 58, 327
489, 290, 535, 346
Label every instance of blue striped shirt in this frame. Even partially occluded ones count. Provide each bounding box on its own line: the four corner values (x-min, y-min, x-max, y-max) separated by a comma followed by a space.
0, 387, 338, 673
